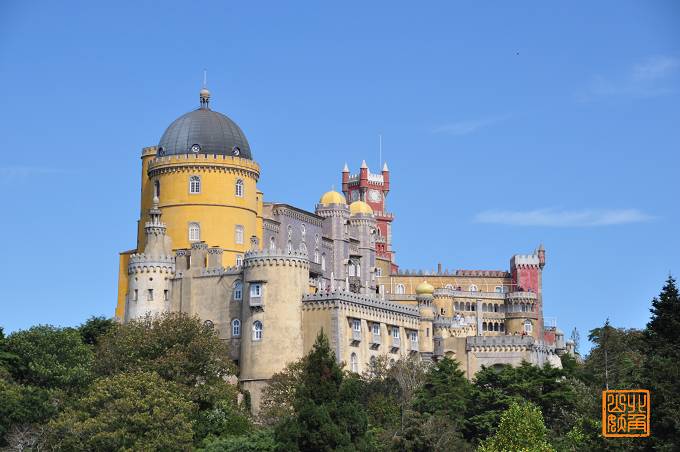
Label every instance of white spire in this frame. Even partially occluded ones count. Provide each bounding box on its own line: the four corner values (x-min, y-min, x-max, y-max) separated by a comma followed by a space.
382, 161, 389, 172
343, 163, 349, 172
361, 160, 368, 169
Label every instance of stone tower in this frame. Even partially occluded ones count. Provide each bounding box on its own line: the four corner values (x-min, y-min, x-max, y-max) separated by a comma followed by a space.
125, 196, 175, 321
239, 249, 310, 411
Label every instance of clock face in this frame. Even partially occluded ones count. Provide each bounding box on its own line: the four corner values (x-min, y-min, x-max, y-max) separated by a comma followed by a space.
190, 144, 201, 153
369, 189, 381, 202
232, 146, 240, 156
351, 191, 359, 201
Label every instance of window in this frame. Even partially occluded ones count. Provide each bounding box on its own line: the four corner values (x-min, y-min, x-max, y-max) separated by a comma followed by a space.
147, 289, 153, 301
410, 331, 418, 342
469, 284, 478, 292
287, 241, 293, 254
164, 290, 169, 301
315, 234, 320, 245
301, 224, 306, 238
269, 236, 276, 251
189, 222, 200, 242
352, 319, 361, 332
372, 323, 380, 335
235, 179, 244, 197
524, 320, 533, 334
350, 353, 358, 373
189, 175, 201, 194
321, 254, 326, 271
482, 322, 487, 331
376, 267, 382, 277
287, 225, 292, 239
495, 286, 503, 293
154, 180, 160, 197
392, 327, 400, 339
133, 289, 138, 301
395, 283, 405, 294
232, 319, 241, 337
250, 283, 262, 298
233, 281, 243, 301
253, 321, 263, 340
314, 250, 320, 264
300, 242, 307, 254
236, 254, 243, 267
235, 225, 244, 244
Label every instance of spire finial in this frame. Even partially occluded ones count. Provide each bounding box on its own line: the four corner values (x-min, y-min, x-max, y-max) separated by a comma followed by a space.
199, 70, 210, 109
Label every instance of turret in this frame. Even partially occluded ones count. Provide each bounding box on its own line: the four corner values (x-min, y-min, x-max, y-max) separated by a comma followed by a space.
341, 163, 349, 195
125, 196, 175, 321
416, 281, 435, 358
382, 161, 390, 193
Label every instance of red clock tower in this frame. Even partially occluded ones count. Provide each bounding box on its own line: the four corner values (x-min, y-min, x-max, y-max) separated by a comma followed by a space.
342, 160, 397, 272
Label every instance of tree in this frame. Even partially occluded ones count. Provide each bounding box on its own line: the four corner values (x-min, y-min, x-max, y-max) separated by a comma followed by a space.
46, 371, 195, 451
259, 358, 305, 426
642, 276, 680, 451
412, 357, 470, 431
478, 401, 555, 452
94, 313, 235, 406
5, 325, 93, 391
583, 322, 644, 390
0, 379, 59, 447
570, 327, 580, 355
274, 331, 369, 451
78, 316, 117, 346
200, 428, 276, 452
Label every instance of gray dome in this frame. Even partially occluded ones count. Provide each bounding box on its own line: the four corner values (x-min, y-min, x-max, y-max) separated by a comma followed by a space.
158, 96, 251, 159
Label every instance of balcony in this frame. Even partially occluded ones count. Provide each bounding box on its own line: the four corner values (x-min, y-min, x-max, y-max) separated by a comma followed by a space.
506, 291, 538, 302
391, 337, 401, 350
370, 334, 381, 346
410, 340, 419, 352
309, 262, 323, 275
351, 329, 362, 343
249, 296, 262, 308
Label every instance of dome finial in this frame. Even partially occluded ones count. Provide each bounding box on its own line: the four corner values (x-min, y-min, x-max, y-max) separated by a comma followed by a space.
199, 69, 210, 109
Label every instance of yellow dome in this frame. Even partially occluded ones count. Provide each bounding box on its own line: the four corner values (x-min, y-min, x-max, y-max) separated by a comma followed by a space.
319, 190, 347, 206
415, 281, 435, 295
349, 200, 373, 215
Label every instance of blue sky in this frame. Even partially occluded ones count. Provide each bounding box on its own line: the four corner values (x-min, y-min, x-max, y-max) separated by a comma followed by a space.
1, 1, 678, 353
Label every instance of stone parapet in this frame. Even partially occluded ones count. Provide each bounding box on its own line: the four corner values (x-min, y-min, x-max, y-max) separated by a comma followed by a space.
303, 291, 420, 318
434, 289, 506, 300
244, 249, 309, 269
466, 335, 535, 351
506, 291, 538, 301
147, 153, 261, 180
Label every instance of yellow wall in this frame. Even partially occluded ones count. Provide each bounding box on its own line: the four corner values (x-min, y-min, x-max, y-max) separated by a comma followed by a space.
142, 154, 261, 267
115, 251, 133, 319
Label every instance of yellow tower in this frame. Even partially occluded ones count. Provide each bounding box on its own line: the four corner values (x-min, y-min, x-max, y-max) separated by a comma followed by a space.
117, 87, 263, 319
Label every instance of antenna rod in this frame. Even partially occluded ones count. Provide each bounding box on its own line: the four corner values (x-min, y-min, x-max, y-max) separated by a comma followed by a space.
379, 134, 383, 169
203, 69, 207, 88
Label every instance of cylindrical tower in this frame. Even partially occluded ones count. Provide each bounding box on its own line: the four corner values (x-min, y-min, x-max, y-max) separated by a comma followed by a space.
239, 249, 309, 411
136, 88, 261, 267
416, 281, 435, 359
348, 200, 377, 294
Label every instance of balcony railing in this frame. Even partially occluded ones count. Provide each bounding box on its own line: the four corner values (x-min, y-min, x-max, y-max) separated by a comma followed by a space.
410, 341, 419, 352
506, 291, 538, 301
391, 337, 401, 350
352, 329, 362, 342
249, 296, 262, 308
370, 334, 381, 345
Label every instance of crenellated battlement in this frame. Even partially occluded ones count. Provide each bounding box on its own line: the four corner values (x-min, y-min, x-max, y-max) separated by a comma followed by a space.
244, 248, 309, 268
303, 290, 420, 317
147, 152, 260, 179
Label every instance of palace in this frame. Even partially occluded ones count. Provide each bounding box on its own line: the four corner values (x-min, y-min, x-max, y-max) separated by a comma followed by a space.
116, 87, 573, 410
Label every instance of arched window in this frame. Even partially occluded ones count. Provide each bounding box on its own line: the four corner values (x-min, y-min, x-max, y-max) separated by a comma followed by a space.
235, 225, 244, 244
500, 323, 505, 332
189, 222, 200, 242
287, 241, 293, 254
465, 302, 471, 311
315, 234, 320, 245
235, 179, 244, 197
231, 319, 241, 337
321, 253, 326, 271
154, 180, 160, 197
253, 321, 263, 341
494, 323, 499, 331
300, 242, 307, 254
301, 224, 306, 238
395, 283, 405, 295
236, 255, 243, 267
232, 281, 243, 301
482, 303, 487, 312
468, 284, 478, 292
350, 353, 358, 373
189, 175, 201, 194
269, 236, 276, 251
314, 250, 320, 264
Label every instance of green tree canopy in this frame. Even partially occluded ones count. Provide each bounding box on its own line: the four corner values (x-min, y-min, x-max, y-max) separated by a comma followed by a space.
478, 401, 555, 452
46, 371, 195, 451
5, 325, 93, 391
78, 316, 117, 346
275, 331, 369, 451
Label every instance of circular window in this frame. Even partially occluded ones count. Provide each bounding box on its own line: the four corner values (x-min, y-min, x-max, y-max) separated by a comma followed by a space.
190, 144, 201, 153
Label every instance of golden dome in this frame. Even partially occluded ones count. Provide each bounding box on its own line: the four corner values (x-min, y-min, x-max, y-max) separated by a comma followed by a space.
319, 190, 347, 206
415, 281, 435, 295
349, 200, 373, 215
